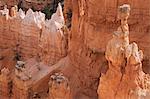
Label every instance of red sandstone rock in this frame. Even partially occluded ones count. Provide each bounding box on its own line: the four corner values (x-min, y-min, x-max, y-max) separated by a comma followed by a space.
0, 0, 19, 9
49, 73, 72, 99
0, 4, 67, 63
0, 48, 16, 70
12, 58, 61, 99
98, 4, 150, 99
0, 3, 69, 98
0, 1, 150, 99
0, 68, 12, 99
10, 5, 18, 17
63, 0, 150, 98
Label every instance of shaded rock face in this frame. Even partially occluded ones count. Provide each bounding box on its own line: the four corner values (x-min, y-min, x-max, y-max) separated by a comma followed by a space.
0, 0, 50, 10
0, 0, 19, 9
63, 0, 150, 98
97, 4, 150, 99
19, 0, 52, 11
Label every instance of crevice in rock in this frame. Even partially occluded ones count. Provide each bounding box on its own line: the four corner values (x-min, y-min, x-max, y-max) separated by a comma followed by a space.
142, 56, 150, 74
114, 58, 127, 98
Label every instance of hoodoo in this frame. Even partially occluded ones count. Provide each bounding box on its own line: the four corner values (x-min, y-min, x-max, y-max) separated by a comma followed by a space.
98, 4, 150, 99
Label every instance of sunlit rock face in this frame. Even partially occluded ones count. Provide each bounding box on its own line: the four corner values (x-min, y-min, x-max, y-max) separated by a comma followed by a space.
97, 4, 150, 99
0, 3, 67, 64
105, 4, 130, 67
39, 3, 67, 65
0, 4, 68, 98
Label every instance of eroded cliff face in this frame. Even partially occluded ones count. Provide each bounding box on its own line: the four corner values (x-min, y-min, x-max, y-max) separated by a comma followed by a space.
67, 0, 150, 59
0, 0, 150, 99
0, 3, 67, 64
0, 3, 69, 99
63, 0, 150, 98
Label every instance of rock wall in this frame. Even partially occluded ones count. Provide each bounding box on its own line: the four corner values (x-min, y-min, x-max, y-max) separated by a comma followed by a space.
0, 3, 69, 99
0, 68, 11, 99
68, 0, 150, 55
0, 3, 67, 65
63, 0, 150, 98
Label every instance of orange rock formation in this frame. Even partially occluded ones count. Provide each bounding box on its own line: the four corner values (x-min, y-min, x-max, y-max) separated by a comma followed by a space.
63, 0, 150, 98
98, 4, 150, 99
0, 0, 150, 99
49, 73, 72, 99
0, 68, 12, 99
0, 3, 69, 99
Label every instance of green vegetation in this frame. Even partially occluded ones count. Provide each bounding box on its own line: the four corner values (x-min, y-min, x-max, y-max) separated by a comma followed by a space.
18, 0, 64, 19
42, 0, 64, 19
42, 5, 54, 19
